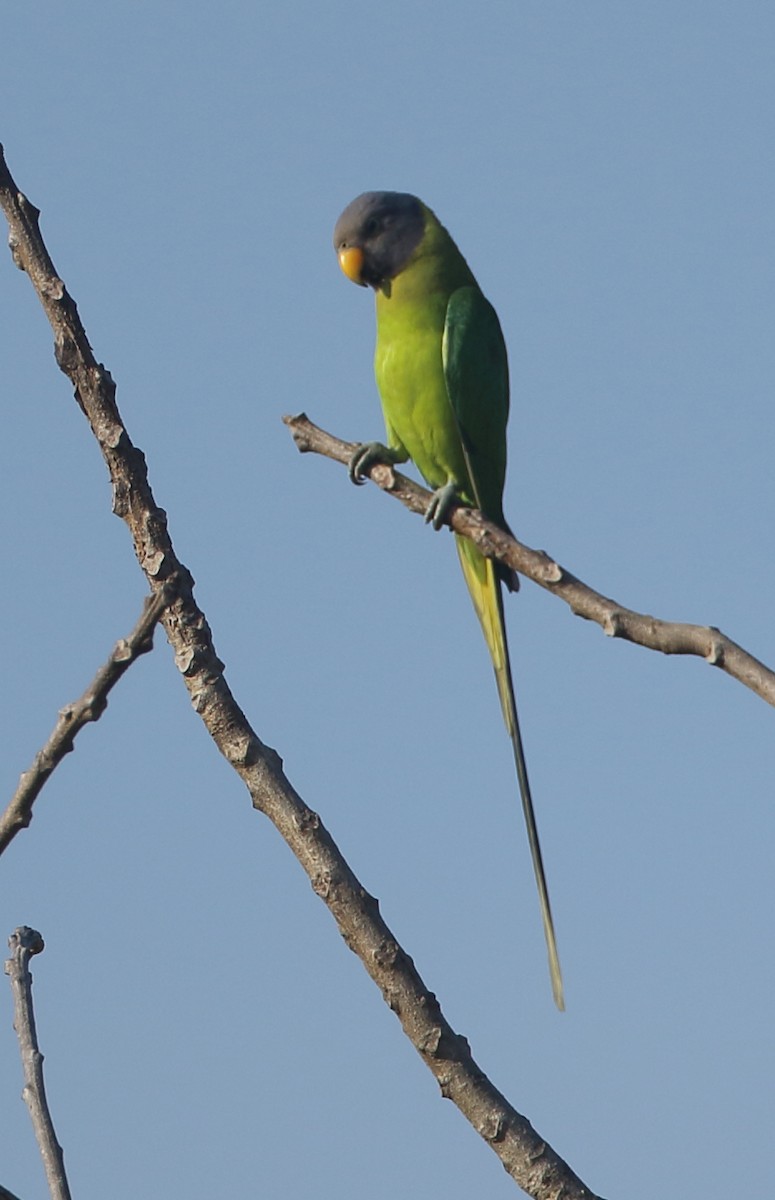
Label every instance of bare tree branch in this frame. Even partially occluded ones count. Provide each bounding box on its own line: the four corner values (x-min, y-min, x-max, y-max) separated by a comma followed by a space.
283, 412, 775, 710
4, 929, 71, 1200
0, 588, 172, 857
0, 144, 604, 1199
0, 1183, 26, 1200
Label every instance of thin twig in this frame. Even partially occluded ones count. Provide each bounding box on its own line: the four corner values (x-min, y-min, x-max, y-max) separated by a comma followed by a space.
0, 144, 604, 1200
0, 587, 173, 857
283, 412, 775, 710
4, 929, 71, 1200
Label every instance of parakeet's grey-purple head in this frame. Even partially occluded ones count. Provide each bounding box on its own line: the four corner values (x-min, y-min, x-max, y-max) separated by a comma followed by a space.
334, 191, 425, 290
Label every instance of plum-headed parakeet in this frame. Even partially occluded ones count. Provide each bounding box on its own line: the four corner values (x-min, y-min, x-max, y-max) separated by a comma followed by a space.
333, 191, 564, 1010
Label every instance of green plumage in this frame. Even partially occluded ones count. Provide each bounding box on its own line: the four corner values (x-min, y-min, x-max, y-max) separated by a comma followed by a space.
334, 193, 564, 1009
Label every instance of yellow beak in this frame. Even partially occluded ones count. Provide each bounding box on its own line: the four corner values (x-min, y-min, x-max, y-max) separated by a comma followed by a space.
338, 245, 365, 284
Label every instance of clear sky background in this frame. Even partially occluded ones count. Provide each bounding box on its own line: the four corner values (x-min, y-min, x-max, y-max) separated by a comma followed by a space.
1, 4, 773, 1198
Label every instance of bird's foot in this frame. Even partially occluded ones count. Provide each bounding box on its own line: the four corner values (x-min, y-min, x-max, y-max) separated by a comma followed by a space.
348, 441, 400, 485
424, 481, 460, 530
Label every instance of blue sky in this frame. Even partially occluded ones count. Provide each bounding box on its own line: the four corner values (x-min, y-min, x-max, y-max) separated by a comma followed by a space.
1, 3, 773, 1197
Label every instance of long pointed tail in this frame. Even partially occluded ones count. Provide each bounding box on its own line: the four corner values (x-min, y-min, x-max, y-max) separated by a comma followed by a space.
455, 535, 565, 1011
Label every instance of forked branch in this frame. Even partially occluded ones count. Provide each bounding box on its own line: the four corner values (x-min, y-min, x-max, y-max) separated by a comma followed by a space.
0, 144, 603, 1200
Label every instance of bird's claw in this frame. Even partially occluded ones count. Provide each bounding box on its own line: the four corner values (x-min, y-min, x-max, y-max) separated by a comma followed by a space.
348, 441, 394, 485
424, 482, 460, 530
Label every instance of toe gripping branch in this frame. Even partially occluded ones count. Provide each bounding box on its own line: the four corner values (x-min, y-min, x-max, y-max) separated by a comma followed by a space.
423, 481, 459, 530
348, 441, 404, 485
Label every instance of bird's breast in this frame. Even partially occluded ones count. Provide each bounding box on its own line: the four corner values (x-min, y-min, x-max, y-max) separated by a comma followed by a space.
374, 301, 471, 495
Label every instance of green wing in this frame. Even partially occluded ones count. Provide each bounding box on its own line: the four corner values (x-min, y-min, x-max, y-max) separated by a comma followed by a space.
441, 285, 510, 525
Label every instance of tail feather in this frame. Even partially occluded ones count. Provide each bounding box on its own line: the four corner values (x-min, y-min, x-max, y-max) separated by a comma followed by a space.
455, 535, 565, 1011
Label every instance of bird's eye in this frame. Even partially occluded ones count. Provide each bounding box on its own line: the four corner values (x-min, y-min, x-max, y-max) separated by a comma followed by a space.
364, 216, 379, 237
